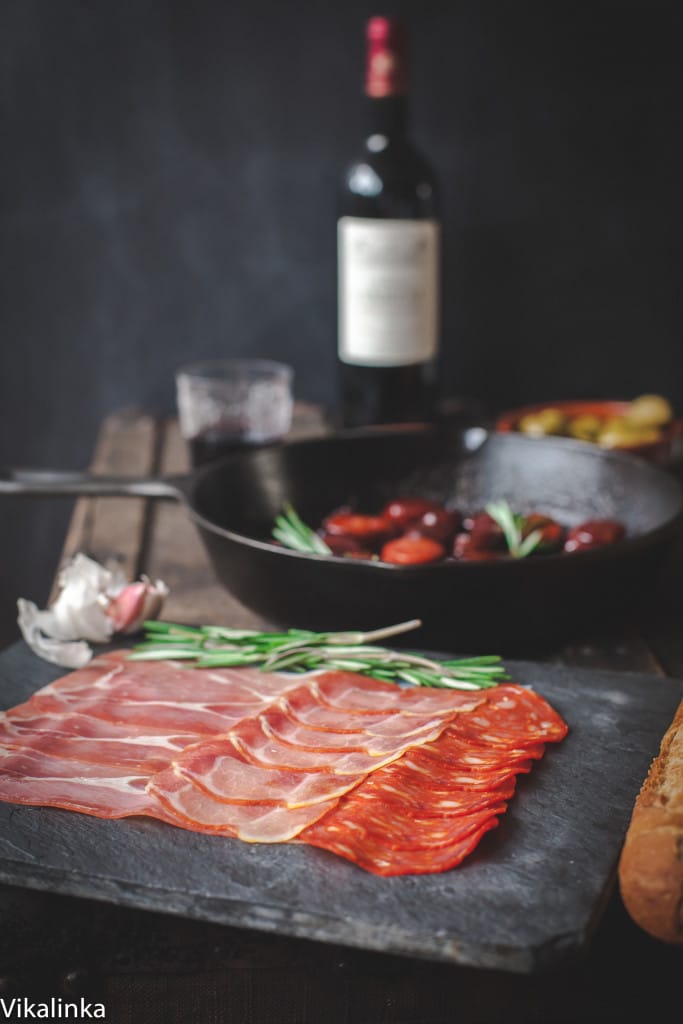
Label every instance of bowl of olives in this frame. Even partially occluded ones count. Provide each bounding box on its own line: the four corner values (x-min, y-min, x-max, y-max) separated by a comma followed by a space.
496, 395, 683, 464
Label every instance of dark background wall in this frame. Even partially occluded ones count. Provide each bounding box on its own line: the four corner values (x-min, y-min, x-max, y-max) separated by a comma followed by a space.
1, 0, 681, 646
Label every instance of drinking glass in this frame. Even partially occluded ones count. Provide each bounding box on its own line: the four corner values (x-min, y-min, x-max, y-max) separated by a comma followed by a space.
176, 359, 294, 467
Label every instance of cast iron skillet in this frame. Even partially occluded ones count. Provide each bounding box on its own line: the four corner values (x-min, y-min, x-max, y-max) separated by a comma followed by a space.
2, 425, 683, 654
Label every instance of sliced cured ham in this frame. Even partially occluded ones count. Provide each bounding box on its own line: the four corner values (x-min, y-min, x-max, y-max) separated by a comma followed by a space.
0, 656, 305, 813
311, 672, 482, 716
230, 716, 425, 775
25, 695, 256, 736
0, 658, 481, 822
276, 686, 456, 736
0, 747, 154, 817
145, 678, 484, 842
0, 654, 568, 875
0, 711, 199, 771
147, 770, 339, 841
168, 738, 366, 807
258, 703, 452, 756
29, 651, 295, 705
19, 650, 300, 735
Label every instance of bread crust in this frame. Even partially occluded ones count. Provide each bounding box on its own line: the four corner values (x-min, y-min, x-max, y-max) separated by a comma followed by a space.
618, 698, 683, 944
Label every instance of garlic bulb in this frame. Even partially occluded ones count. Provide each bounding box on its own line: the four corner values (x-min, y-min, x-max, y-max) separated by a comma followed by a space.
17, 554, 168, 668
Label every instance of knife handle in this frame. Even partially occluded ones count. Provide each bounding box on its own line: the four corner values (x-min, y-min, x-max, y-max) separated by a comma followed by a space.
0, 469, 185, 500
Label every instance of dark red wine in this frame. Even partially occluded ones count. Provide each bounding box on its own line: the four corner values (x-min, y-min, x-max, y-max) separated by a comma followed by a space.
336, 17, 440, 429
188, 428, 271, 467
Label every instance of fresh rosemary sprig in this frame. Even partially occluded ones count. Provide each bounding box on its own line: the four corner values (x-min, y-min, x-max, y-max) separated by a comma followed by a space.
272, 502, 331, 555
485, 500, 543, 559
128, 618, 508, 690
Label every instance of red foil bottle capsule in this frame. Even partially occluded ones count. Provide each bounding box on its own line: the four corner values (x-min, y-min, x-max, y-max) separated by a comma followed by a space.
365, 16, 409, 98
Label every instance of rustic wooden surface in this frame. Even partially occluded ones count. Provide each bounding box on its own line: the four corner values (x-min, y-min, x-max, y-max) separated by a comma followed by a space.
5, 404, 683, 1023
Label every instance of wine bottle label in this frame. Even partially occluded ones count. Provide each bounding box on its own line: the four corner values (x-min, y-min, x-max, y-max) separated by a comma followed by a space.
338, 217, 439, 367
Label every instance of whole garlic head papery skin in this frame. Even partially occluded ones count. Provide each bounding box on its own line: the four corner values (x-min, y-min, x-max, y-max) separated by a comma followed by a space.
17, 554, 169, 669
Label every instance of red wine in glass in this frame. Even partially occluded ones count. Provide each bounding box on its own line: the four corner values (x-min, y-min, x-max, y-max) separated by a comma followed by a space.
176, 359, 294, 467
188, 423, 278, 467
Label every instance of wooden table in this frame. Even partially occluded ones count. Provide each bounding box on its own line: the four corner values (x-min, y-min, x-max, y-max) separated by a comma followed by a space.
2, 406, 682, 1023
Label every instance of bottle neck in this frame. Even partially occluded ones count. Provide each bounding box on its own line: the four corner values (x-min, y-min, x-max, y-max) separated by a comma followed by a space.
366, 95, 409, 139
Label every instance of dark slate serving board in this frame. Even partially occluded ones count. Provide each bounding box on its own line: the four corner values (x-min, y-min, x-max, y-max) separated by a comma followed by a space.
0, 641, 681, 974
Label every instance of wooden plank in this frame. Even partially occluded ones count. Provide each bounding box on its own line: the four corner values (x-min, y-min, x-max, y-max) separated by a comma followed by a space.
50, 409, 159, 600
86, 411, 159, 580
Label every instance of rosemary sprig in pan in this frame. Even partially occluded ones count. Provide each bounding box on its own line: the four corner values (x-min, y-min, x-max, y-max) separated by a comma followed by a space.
485, 500, 543, 559
273, 500, 544, 561
128, 618, 508, 690
272, 502, 331, 555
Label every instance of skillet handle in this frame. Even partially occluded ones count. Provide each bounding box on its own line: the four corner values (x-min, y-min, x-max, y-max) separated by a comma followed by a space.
0, 469, 186, 500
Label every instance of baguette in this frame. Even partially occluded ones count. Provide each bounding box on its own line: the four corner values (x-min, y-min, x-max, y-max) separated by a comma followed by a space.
617, 698, 683, 944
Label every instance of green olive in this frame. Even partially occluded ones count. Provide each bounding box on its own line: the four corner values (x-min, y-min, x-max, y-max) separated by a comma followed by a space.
624, 393, 674, 429
517, 408, 568, 437
567, 413, 603, 442
598, 416, 662, 448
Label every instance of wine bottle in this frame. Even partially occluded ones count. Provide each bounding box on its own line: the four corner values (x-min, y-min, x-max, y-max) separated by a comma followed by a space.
336, 15, 440, 429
